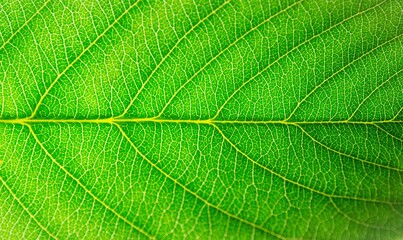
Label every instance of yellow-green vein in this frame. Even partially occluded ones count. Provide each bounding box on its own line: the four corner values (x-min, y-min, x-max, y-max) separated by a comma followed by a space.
115, 123, 286, 240
28, 0, 141, 119
0, 0, 51, 51
116, 0, 232, 118
373, 124, 403, 142
24, 123, 155, 239
294, 124, 402, 172
285, 33, 403, 121
0, 118, 402, 125
146, 0, 306, 118
211, 123, 402, 205
0, 175, 57, 239
213, 0, 389, 120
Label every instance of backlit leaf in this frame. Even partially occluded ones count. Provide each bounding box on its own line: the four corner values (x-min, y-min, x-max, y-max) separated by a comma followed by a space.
1, 0, 402, 239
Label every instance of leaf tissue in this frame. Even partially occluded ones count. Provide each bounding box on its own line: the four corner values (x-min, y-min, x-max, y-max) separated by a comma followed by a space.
0, 0, 402, 239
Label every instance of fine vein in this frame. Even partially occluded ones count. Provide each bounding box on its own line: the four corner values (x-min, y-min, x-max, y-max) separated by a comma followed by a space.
25, 124, 155, 239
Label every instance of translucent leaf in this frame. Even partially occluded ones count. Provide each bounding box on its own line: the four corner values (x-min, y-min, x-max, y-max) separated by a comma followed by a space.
1, 0, 402, 239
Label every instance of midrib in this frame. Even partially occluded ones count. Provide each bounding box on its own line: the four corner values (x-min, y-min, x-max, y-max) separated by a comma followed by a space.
0, 118, 401, 125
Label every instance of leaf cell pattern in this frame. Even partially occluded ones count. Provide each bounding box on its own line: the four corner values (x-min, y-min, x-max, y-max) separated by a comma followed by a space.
0, 0, 402, 239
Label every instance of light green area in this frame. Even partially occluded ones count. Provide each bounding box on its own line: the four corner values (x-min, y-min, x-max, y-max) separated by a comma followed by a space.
0, 0, 402, 239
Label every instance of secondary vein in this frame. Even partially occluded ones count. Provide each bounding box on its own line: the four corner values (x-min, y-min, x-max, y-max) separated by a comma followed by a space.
24, 124, 155, 239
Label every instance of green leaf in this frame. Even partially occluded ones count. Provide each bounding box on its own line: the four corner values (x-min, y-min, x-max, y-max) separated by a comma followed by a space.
1, 0, 402, 239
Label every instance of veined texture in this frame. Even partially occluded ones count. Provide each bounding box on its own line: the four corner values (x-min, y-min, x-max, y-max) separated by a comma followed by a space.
0, 0, 402, 239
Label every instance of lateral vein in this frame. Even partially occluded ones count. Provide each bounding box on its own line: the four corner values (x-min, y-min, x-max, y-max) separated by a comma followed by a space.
28, 0, 142, 119
0, 176, 57, 239
24, 124, 155, 239
115, 123, 286, 240
212, 123, 403, 204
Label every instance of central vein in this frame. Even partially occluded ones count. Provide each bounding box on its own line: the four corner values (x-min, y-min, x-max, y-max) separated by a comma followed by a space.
0, 118, 400, 125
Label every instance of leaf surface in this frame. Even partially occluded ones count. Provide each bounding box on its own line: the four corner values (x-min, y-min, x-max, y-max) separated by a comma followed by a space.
0, 0, 402, 239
